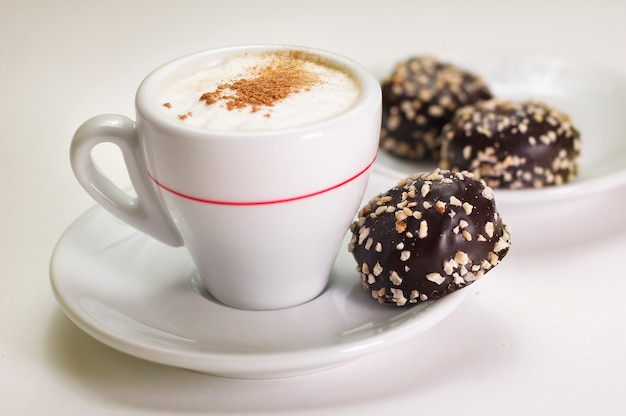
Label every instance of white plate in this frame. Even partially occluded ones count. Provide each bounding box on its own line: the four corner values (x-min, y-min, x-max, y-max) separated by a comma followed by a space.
50, 172, 467, 379
374, 54, 626, 205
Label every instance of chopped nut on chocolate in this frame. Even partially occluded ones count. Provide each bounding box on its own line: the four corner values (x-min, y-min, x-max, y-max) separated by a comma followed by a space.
380, 56, 493, 161
348, 169, 511, 307
440, 99, 581, 189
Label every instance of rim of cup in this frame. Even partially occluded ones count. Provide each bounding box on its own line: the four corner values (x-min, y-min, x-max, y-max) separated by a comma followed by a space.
136, 44, 381, 139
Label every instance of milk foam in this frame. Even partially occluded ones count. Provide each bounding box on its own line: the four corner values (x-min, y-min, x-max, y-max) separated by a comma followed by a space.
156, 52, 360, 131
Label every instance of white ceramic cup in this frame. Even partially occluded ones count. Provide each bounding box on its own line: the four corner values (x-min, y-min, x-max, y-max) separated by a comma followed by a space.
70, 45, 381, 310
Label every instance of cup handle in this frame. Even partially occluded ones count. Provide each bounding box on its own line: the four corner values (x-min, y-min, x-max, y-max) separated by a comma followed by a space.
70, 114, 183, 246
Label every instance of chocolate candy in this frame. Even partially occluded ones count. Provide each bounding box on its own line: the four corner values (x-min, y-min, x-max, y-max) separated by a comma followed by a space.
380, 56, 493, 161
348, 169, 510, 307
440, 99, 581, 189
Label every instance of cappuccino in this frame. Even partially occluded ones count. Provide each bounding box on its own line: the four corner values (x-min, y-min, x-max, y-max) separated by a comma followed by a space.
72, 45, 382, 310
156, 51, 360, 131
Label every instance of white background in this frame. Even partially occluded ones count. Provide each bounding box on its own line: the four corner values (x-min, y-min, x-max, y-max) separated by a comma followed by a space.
1, 1, 625, 415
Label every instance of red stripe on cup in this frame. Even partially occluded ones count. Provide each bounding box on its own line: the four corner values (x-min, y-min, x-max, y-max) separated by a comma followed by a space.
148, 155, 377, 206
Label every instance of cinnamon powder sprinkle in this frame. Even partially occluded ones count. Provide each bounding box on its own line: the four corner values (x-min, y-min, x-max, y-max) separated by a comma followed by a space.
199, 53, 321, 113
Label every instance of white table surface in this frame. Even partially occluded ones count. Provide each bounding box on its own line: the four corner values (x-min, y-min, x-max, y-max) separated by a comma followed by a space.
2, 1, 626, 415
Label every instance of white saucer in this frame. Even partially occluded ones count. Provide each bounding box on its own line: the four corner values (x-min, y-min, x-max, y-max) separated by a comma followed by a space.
374, 54, 626, 205
50, 172, 467, 379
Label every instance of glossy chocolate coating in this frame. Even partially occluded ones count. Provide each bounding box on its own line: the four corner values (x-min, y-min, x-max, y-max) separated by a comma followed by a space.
380, 56, 493, 161
348, 169, 510, 307
440, 99, 581, 189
